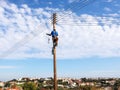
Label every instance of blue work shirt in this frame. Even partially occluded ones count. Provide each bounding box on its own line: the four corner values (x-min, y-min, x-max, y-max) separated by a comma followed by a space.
51, 30, 58, 37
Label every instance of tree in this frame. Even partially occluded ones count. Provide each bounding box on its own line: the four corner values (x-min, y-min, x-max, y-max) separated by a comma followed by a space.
113, 79, 120, 90
22, 82, 38, 90
4, 82, 10, 87
79, 85, 92, 90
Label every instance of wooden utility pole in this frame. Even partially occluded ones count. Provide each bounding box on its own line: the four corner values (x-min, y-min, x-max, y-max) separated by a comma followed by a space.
52, 13, 57, 90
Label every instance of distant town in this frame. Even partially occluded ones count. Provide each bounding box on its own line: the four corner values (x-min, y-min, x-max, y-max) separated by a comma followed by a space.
0, 77, 120, 90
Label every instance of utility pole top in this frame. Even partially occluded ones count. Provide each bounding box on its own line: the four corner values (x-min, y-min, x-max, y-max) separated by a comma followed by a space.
53, 13, 57, 30
53, 13, 57, 24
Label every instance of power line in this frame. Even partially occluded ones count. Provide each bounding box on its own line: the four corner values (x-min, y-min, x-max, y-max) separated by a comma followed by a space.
55, 0, 89, 21
0, 24, 46, 58
57, 19, 120, 26
66, 0, 89, 11
1, 0, 119, 58
57, 19, 120, 24
58, 23, 120, 26
58, 20, 120, 23
57, 0, 96, 22
58, 18, 120, 26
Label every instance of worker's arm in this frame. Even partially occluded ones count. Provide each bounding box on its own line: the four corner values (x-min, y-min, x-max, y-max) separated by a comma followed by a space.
46, 33, 51, 36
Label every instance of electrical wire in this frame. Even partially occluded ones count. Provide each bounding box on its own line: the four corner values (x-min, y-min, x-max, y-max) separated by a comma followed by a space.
0, 24, 46, 58
53, 0, 89, 21
57, 0, 96, 22
1, 0, 119, 58
57, 23, 120, 26
57, 16, 120, 26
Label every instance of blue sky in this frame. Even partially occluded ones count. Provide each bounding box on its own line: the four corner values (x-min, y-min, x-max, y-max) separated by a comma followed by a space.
0, 0, 120, 81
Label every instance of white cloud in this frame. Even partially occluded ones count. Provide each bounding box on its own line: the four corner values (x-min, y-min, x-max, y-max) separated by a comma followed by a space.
68, 0, 79, 3
0, 0, 120, 59
106, 0, 113, 2
0, 66, 16, 69
104, 7, 111, 12
77, 71, 120, 78
34, 0, 39, 4
104, 13, 120, 17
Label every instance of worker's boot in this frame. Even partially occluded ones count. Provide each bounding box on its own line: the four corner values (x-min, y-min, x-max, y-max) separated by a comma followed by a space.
52, 47, 54, 55
53, 42, 56, 48
55, 42, 58, 47
53, 42, 58, 48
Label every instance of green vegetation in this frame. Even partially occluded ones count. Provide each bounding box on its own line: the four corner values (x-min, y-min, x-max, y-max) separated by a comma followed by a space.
22, 82, 38, 90
2, 78, 120, 90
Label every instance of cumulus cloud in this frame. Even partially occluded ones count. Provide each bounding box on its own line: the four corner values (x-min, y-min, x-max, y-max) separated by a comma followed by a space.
57, 14, 120, 59
0, 0, 120, 59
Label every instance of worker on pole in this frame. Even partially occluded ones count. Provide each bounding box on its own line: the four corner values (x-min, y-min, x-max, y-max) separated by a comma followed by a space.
46, 29, 58, 54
